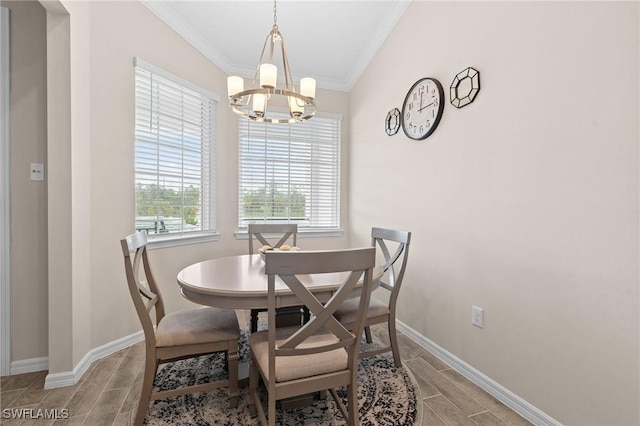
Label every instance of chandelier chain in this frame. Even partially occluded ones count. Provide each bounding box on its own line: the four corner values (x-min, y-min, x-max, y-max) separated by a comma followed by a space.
272, 0, 278, 29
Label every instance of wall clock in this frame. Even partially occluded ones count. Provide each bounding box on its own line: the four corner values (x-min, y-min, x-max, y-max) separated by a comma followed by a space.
385, 108, 400, 136
450, 67, 480, 108
401, 77, 444, 140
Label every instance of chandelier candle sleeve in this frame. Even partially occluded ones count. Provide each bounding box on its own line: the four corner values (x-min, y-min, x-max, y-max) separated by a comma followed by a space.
259, 63, 277, 89
252, 94, 266, 117
300, 77, 316, 99
227, 76, 244, 98
289, 96, 304, 117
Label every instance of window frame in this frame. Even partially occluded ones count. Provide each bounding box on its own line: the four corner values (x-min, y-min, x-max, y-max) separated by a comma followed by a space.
134, 58, 219, 248
236, 109, 343, 237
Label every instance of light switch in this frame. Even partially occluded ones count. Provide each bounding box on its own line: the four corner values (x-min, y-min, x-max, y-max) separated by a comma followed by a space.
30, 163, 44, 181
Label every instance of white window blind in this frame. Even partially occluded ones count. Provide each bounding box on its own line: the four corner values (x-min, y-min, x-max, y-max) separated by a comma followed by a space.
134, 59, 217, 238
238, 113, 341, 231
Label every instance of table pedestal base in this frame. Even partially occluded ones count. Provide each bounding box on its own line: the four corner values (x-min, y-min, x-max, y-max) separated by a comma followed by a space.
251, 306, 310, 332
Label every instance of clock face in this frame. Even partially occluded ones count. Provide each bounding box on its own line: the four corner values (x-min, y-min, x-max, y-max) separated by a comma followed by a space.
401, 78, 444, 140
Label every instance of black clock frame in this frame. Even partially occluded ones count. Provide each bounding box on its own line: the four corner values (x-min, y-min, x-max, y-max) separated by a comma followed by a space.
401, 77, 445, 140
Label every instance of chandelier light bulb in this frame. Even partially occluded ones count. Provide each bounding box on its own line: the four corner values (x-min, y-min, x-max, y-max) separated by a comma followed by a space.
300, 77, 316, 100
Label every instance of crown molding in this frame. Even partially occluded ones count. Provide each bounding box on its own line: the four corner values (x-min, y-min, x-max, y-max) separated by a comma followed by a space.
140, 0, 234, 74
344, 0, 411, 91
141, 0, 411, 93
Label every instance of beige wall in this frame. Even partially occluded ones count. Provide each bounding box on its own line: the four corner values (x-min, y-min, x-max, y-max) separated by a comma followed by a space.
349, 1, 639, 425
29, 0, 350, 371
2, 0, 48, 362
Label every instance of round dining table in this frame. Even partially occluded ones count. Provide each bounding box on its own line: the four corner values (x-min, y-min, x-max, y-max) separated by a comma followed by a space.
177, 253, 382, 309
177, 252, 382, 387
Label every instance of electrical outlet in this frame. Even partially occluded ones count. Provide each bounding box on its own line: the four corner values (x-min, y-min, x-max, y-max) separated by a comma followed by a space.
472, 306, 484, 328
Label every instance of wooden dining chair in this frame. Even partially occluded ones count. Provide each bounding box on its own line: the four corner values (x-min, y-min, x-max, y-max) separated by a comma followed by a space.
249, 247, 376, 426
120, 231, 240, 426
247, 223, 301, 332
334, 227, 411, 368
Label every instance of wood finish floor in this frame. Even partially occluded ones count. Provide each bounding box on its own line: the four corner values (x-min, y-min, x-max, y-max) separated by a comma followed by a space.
1, 312, 532, 426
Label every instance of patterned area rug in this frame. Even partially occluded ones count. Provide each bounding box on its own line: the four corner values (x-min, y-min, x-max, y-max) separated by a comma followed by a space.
140, 329, 419, 425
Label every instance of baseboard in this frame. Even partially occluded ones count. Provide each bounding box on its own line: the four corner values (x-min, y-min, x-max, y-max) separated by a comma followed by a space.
44, 331, 144, 389
10, 356, 49, 375
396, 320, 562, 426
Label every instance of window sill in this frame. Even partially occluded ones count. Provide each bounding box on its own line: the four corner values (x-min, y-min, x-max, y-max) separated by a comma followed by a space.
146, 232, 220, 250
234, 229, 343, 240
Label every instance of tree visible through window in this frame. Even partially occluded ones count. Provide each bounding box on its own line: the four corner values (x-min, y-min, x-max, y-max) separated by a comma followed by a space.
134, 59, 217, 238
238, 113, 341, 231
242, 183, 306, 219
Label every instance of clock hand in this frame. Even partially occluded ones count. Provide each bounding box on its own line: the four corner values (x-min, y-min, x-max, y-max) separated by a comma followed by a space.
418, 102, 434, 112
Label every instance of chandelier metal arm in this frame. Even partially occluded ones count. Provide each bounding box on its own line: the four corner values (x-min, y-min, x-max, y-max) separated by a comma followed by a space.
267, 29, 276, 67
230, 88, 315, 123
279, 32, 293, 92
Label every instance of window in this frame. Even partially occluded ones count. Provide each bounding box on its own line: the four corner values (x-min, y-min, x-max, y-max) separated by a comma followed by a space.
238, 113, 341, 232
134, 59, 217, 241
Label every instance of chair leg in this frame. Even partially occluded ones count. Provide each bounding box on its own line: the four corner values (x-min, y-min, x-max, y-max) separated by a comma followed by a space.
248, 359, 260, 419
227, 347, 239, 408
268, 391, 276, 426
388, 318, 402, 368
249, 358, 272, 426
346, 383, 358, 426
134, 352, 158, 426
364, 325, 373, 343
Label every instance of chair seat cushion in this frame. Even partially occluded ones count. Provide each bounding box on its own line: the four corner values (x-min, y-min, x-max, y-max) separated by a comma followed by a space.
334, 297, 390, 325
250, 326, 348, 383
156, 307, 240, 347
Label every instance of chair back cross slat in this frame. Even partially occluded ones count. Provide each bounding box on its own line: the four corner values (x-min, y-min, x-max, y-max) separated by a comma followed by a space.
276, 273, 357, 350
254, 232, 294, 250
377, 239, 406, 290
127, 232, 160, 302
265, 248, 375, 358
248, 224, 297, 254
120, 235, 165, 332
145, 295, 159, 314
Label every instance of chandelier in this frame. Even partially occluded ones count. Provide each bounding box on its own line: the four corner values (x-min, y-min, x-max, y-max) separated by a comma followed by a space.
227, 0, 316, 124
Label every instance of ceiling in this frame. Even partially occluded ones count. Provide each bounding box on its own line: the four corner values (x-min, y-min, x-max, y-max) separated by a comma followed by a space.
141, 1, 411, 92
